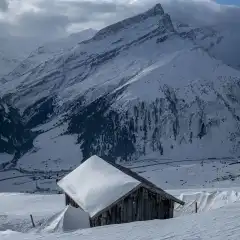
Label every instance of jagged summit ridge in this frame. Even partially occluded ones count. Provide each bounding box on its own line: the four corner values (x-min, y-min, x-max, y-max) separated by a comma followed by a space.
0, 3, 176, 112
93, 3, 165, 40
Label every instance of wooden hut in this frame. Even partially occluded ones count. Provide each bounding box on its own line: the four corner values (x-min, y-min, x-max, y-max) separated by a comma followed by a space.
57, 155, 184, 227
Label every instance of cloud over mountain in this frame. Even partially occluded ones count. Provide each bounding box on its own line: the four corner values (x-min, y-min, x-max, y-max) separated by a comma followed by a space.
0, 0, 239, 41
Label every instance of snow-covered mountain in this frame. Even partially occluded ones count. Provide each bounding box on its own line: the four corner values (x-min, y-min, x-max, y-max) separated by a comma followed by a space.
0, 29, 97, 80
0, 37, 37, 78
171, 21, 240, 72
161, 0, 240, 70
0, 3, 240, 172
0, 51, 19, 78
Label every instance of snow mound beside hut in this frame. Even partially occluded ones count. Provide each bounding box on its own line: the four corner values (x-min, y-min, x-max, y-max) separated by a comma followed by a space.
170, 189, 240, 217
40, 205, 90, 233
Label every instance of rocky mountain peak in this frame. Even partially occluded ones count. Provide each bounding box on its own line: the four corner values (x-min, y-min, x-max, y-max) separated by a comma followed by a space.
151, 3, 164, 16
160, 14, 175, 32
93, 3, 165, 40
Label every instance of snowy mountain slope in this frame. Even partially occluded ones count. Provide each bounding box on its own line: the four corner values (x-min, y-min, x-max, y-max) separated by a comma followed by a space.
29, 28, 97, 61
0, 36, 44, 78
0, 29, 96, 80
172, 21, 240, 71
207, 24, 240, 70
161, 0, 240, 70
0, 3, 240, 170
0, 5, 174, 109
0, 53, 19, 79
0, 100, 35, 166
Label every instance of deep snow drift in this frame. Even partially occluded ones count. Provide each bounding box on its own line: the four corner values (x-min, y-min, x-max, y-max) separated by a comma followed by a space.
39, 205, 90, 233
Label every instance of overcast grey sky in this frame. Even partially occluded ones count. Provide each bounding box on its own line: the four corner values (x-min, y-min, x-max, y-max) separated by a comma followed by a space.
0, 0, 239, 41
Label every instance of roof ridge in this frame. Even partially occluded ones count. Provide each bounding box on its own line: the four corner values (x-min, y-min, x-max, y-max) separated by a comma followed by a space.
104, 158, 184, 205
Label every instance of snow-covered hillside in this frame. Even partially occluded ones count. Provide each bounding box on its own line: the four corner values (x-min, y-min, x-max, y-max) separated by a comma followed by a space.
0, 100, 35, 168
0, 3, 240, 176
0, 36, 38, 78
161, 0, 240, 70
0, 29, 96, 79
0, 53, 19, 79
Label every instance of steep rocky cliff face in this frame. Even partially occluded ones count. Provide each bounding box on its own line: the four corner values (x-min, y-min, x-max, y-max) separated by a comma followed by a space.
0, 3, 240, 169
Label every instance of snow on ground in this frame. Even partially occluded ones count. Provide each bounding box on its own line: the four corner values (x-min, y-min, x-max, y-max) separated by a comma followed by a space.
171, 188, 240, 217
1, 157, 240, 193
0, 170, 36, 193
1, 189, 240, 239
18, 123, 82, 172
0, 154, 13, 165
1, 157, 240, 237
31, 115, 65, 132
128, 158, 240, 189
39, 205, 90, 233
0, 193, 64, 232
0, 193, 63, 215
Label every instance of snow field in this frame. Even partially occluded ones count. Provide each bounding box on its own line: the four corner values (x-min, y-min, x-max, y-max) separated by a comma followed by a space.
1, 189, 240, 239
1, 187, 240, 234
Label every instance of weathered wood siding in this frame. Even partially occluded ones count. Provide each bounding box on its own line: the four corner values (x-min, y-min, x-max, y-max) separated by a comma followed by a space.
91, 186, 173, 227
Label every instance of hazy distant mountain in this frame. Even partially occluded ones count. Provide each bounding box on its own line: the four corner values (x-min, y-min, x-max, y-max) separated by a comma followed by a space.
0, 29, 97, 79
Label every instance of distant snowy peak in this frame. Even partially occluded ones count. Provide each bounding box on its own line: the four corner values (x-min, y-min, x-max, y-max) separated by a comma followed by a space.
1, 28, 97, 82
0, 36, 44, 78
167, 4, 240, 70
0, 3, 176, 111
69, 28, 97, 40
93, 3, 167, 40
29, 28, 97, 58
0, 53, 20, 79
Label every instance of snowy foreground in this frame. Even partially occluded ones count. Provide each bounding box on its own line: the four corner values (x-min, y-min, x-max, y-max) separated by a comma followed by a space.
1, 188, 240, 239
1, 156, 240, 239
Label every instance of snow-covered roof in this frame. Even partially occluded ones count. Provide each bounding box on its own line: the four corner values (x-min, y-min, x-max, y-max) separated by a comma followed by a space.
110, 161, 185, 205
57, 155, 141, 217
57, 155, 184, 218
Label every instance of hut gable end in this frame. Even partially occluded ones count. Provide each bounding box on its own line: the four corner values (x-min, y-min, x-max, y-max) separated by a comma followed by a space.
91, 185, 175, 227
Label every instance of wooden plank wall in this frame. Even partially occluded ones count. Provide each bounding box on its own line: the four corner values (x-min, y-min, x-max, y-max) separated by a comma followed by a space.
91, 186, 173, 227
